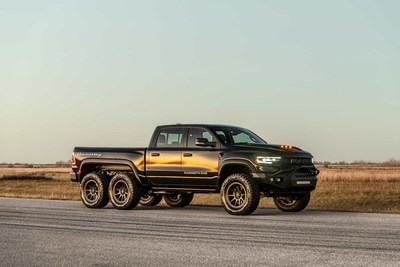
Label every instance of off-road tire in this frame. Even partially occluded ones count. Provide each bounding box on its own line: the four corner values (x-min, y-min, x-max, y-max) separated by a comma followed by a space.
273, 192, 311, 212
164, 193, 194, 207
140, 194, 163, 206
221, 173, 260, 215
80, 172, 109, 209
109, 173, 141, 210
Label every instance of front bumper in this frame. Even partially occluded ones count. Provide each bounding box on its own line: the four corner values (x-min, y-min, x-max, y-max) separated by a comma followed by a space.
252, 166, 319, 194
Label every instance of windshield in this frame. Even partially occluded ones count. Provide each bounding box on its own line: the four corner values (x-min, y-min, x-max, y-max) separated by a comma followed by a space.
210, 126, 267, 145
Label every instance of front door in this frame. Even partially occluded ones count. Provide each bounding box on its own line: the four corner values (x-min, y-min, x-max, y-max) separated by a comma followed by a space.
181, 127, 220, 188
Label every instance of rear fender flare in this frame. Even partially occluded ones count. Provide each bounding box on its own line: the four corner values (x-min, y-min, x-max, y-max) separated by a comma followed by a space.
79, 159, 146, 184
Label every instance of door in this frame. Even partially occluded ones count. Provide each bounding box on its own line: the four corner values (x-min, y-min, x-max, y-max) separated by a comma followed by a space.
146, 127, 186, 186
181, 127, 220, 187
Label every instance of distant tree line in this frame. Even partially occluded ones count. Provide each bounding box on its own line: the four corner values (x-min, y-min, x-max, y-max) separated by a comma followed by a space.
55, 160, 72, 167
315, 158, 400, 168
0, 160, 72, 168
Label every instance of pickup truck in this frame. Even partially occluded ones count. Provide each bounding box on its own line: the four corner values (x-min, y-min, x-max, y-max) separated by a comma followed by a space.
70, 124, 319, 215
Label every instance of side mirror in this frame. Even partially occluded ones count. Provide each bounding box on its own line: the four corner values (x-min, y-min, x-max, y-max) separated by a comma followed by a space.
195, 138, 217, 148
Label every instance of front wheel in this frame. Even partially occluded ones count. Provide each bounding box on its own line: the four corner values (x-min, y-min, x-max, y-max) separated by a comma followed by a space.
109, 173, 141, 210
221, 173, 260, 215
273, 192, 311, 212
164, 193, 193, 207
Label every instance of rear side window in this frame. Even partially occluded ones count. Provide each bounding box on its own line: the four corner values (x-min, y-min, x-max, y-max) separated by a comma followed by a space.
156, 128, 185, 147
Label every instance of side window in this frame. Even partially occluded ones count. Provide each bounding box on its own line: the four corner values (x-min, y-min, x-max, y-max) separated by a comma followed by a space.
232, 132, 255, 143
187, 128, 215, 148
156, 128, 185, 147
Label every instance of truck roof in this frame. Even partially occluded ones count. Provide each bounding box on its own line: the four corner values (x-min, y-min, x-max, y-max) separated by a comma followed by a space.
157, 124, 242, 128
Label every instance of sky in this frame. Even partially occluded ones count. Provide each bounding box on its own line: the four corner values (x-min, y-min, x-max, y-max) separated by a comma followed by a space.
0, 0, 399, 163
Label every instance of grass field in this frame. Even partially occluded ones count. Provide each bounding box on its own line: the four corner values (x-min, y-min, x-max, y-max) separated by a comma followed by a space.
0, 166, 399, 213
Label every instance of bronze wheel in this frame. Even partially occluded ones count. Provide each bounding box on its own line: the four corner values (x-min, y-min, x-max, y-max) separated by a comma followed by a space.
109, 173, 141, 210
273, 192, 311, 212
80, 173, 109, 209
164, 193, 193, 207
221, 173, 260, 215
140, 193, 163, 206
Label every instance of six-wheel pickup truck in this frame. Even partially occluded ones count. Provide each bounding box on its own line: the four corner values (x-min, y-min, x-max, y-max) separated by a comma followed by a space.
71, 124, 319, 215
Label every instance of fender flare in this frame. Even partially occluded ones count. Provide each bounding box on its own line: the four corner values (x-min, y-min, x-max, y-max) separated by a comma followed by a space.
219, 158, 258, 176
79, 159, 147, 185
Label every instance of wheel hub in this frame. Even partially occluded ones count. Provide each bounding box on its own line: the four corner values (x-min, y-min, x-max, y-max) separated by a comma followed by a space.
234, 187, 243, 199
234, 191, 241, 199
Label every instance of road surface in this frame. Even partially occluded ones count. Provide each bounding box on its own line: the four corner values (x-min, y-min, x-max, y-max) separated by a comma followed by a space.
0, 197, 399, 266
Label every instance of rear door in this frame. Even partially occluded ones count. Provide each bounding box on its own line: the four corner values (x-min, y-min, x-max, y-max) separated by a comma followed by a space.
146, 127, 186, 186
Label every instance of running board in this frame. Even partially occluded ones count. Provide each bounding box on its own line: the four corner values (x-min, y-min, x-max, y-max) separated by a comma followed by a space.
150, 187, 217, 194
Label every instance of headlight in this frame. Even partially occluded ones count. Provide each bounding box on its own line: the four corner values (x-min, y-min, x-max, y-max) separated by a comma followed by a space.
256, 156, 281, 164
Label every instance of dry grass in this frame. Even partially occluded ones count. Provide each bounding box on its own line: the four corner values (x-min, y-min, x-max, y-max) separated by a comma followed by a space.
0, 168, 80, 200
0, 167, 71, 180
307, 166, 400, 213
1, 166, 399, 214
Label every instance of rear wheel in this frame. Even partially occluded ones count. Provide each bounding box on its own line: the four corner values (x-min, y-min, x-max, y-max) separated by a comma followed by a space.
164, 193, 193, 207
109, 173, 141, 210
80, 173, 109, 209
140, 193, 163, 206
273, 192, 311, 212
221, 173, 260, 215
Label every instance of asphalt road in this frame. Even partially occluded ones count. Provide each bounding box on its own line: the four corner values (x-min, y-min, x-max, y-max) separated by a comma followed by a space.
0, 198, 399, 267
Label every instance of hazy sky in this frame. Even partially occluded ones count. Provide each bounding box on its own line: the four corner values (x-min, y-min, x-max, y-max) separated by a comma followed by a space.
1, 0, 399, 163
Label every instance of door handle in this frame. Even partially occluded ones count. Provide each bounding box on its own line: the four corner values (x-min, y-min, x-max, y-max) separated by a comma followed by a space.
151, 153, 160, 157
183, 153, 192, 157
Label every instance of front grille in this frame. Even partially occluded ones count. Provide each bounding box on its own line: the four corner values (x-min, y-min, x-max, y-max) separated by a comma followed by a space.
289, 158, 312, 165
294, 173, 314, 178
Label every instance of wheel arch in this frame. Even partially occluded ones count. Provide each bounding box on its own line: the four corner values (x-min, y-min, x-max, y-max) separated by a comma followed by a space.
218, 160, 256, 190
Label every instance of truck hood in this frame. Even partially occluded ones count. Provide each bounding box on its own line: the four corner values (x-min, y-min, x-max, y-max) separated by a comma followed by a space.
228, 143, 313, 157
